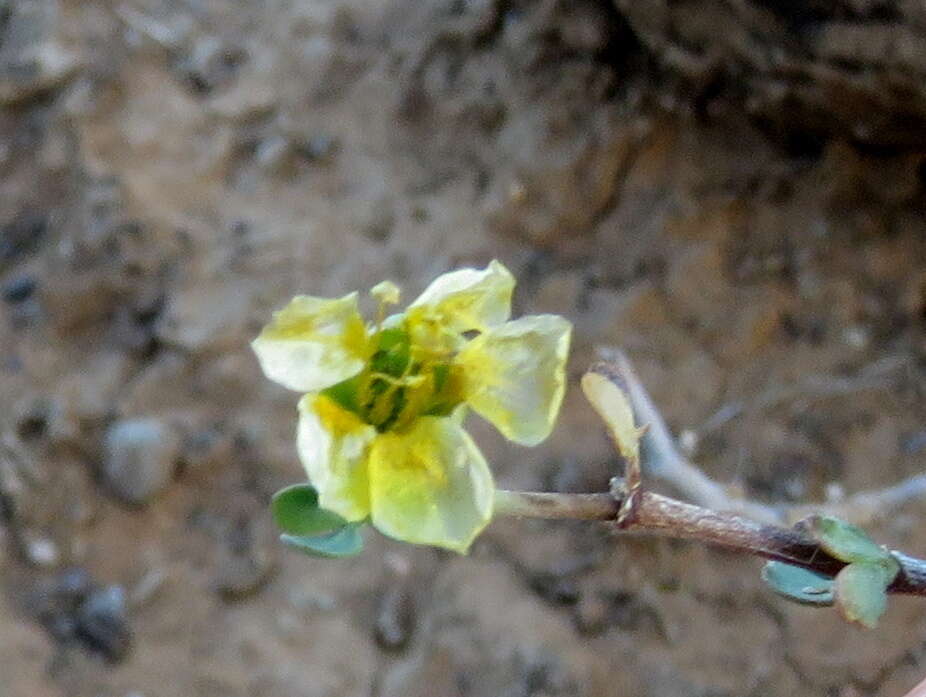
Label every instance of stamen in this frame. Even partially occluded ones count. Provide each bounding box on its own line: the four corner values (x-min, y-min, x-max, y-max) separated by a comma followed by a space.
370, 280, 401, 330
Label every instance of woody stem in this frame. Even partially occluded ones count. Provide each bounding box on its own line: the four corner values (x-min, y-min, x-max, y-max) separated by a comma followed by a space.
492, 488, 926, 597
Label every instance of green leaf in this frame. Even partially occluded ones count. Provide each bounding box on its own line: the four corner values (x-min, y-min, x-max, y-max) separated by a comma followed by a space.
834, 561, 898, 629
804, 515, 890, 564
281, 524, 364, 558
762, 561, 835, 606
271, 484, 349, 536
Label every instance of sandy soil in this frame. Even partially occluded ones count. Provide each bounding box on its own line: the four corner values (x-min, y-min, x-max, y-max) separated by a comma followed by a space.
2, 1, 926, 695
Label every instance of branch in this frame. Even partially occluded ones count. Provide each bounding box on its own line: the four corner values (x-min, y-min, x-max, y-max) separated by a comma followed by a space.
492, 348, 926, 600
493, 488, 926, 597
597, 347, 926, 527
493, 489, 617, 520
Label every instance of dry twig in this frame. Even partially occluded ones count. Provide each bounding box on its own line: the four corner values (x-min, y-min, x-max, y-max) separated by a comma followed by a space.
598, 348, 926, 526
494, 353, 926, 598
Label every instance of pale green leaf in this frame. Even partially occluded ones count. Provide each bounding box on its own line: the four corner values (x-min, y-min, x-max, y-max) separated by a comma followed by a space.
762, 561, 835, 606
834, 561, 898, 629
805, 515, 891, 564
281, 524, 364, 558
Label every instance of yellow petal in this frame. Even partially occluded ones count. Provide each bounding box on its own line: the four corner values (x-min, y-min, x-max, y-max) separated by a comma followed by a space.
252, 293, 369, 392
408, 259, 515, 333
297, 394, 376, 521
368, 417, 494, 553
458, 315, 571, 446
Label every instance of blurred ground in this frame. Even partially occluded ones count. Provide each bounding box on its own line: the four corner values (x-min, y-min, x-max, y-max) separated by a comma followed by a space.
2, 1, 926, 696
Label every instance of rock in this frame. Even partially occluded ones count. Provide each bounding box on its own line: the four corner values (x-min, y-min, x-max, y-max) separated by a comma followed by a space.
0, 40, 81, 106
157, 279, 255, 354
103, 419, 181, 505
527, 571, 581, 606
294, 134, 339, 163
20, 531, 60, 568
33, 567, 132, 661
75, 585, 132, 662
2, 274, 37, 302
176, 36, 247, 95
0, 211, 47, 264
34, 567, 94, 640
215, 514, 279, 601
374, 584, 415, 651
254, 135, 294, 175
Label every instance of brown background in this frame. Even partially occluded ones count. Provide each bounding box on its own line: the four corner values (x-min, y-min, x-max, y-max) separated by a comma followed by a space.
2, 1, 926, 695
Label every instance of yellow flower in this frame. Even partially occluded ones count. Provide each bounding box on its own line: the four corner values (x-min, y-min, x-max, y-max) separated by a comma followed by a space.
253, 260, 571, 552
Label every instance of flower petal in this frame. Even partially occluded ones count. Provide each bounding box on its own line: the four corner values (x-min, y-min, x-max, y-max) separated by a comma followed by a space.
457, 315, 571, 446
297, 394, 376, 521
408, 260, 515, 332
368, 417, 494, 553
252, 293, 369, 392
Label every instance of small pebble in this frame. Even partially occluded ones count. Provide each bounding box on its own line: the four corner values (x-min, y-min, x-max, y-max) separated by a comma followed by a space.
296, 134, 338, 162
129, 567, 166, 608
55, 567, 95, 601
216, 553, 274, 600
23, 534, 59, 568
35, 568, 89, 639
215, 516, 278, 601
374, 584, 415, 651
843, 325, 870, 349
287, 587, 336, 612
76, 585, 132, 662
255, 135, 291, 172
0, 212, 47, 262
528, 571, 580, 606
103, 418, 181, 504
2, 275, 37, 302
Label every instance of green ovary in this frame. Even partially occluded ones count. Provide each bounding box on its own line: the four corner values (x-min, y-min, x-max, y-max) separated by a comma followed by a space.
322, 325, 464, 433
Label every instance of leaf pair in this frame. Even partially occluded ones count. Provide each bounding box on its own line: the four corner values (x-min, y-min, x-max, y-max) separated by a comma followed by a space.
271, 484, 364, 558
762, 516, 900, 628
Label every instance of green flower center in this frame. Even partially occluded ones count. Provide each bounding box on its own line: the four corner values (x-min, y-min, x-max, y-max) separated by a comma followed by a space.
322, 324, 463, 433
